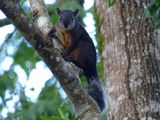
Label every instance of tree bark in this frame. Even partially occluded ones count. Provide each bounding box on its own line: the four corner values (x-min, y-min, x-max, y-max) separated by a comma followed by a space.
0, 0, 102, 119
95, 0, 160, 120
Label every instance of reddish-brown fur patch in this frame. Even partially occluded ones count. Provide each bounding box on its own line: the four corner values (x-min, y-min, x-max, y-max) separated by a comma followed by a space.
56, 26, 78, 59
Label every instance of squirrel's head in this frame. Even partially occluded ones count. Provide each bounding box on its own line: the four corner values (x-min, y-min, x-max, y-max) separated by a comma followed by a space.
56, 8, 79, 31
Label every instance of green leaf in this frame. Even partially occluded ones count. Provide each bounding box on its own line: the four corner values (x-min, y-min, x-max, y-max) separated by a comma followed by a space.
142, 7, 151, 18
58, 108, 66, 119
108, 0, 116, 7
149, 0, 157, 6
155, 11, 160, 28
20, 0, 26, 4
40, 115, 65, 120
87, 6, 94, 13
148, 5, 158, 16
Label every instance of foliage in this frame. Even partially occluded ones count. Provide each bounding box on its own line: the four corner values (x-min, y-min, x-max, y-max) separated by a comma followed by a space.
107, 0, 116, 7
93, 6, 105, 81
143, 0, 160, 28
4, 79, 74, 120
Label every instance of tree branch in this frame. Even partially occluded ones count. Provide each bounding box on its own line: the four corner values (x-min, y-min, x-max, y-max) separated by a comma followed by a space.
0, 18, 11, 27
0, 0, 101, 119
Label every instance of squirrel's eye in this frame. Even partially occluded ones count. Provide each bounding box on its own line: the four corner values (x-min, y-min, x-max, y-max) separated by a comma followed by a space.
59, 18, 62, 21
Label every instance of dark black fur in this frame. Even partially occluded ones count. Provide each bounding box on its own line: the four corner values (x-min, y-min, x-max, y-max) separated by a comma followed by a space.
48, 8, 105, 111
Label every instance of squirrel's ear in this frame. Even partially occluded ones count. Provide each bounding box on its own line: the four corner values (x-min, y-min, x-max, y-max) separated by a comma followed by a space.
73, 9, 79, 16
56, 8, 61, 15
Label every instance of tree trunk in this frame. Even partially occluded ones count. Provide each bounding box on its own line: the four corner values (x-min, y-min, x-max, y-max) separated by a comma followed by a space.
95, 0, 160, 120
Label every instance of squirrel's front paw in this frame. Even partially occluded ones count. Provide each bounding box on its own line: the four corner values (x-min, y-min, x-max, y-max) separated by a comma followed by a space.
47, 26, 56, 37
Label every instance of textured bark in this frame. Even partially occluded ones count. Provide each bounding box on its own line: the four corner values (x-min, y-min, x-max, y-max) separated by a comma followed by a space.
29, 0, 63, 51
0, 0, 101, 119
95, 0, 160, 120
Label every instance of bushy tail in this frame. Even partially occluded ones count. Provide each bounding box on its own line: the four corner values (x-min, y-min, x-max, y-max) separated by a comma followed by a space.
87, 76, 105, 111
